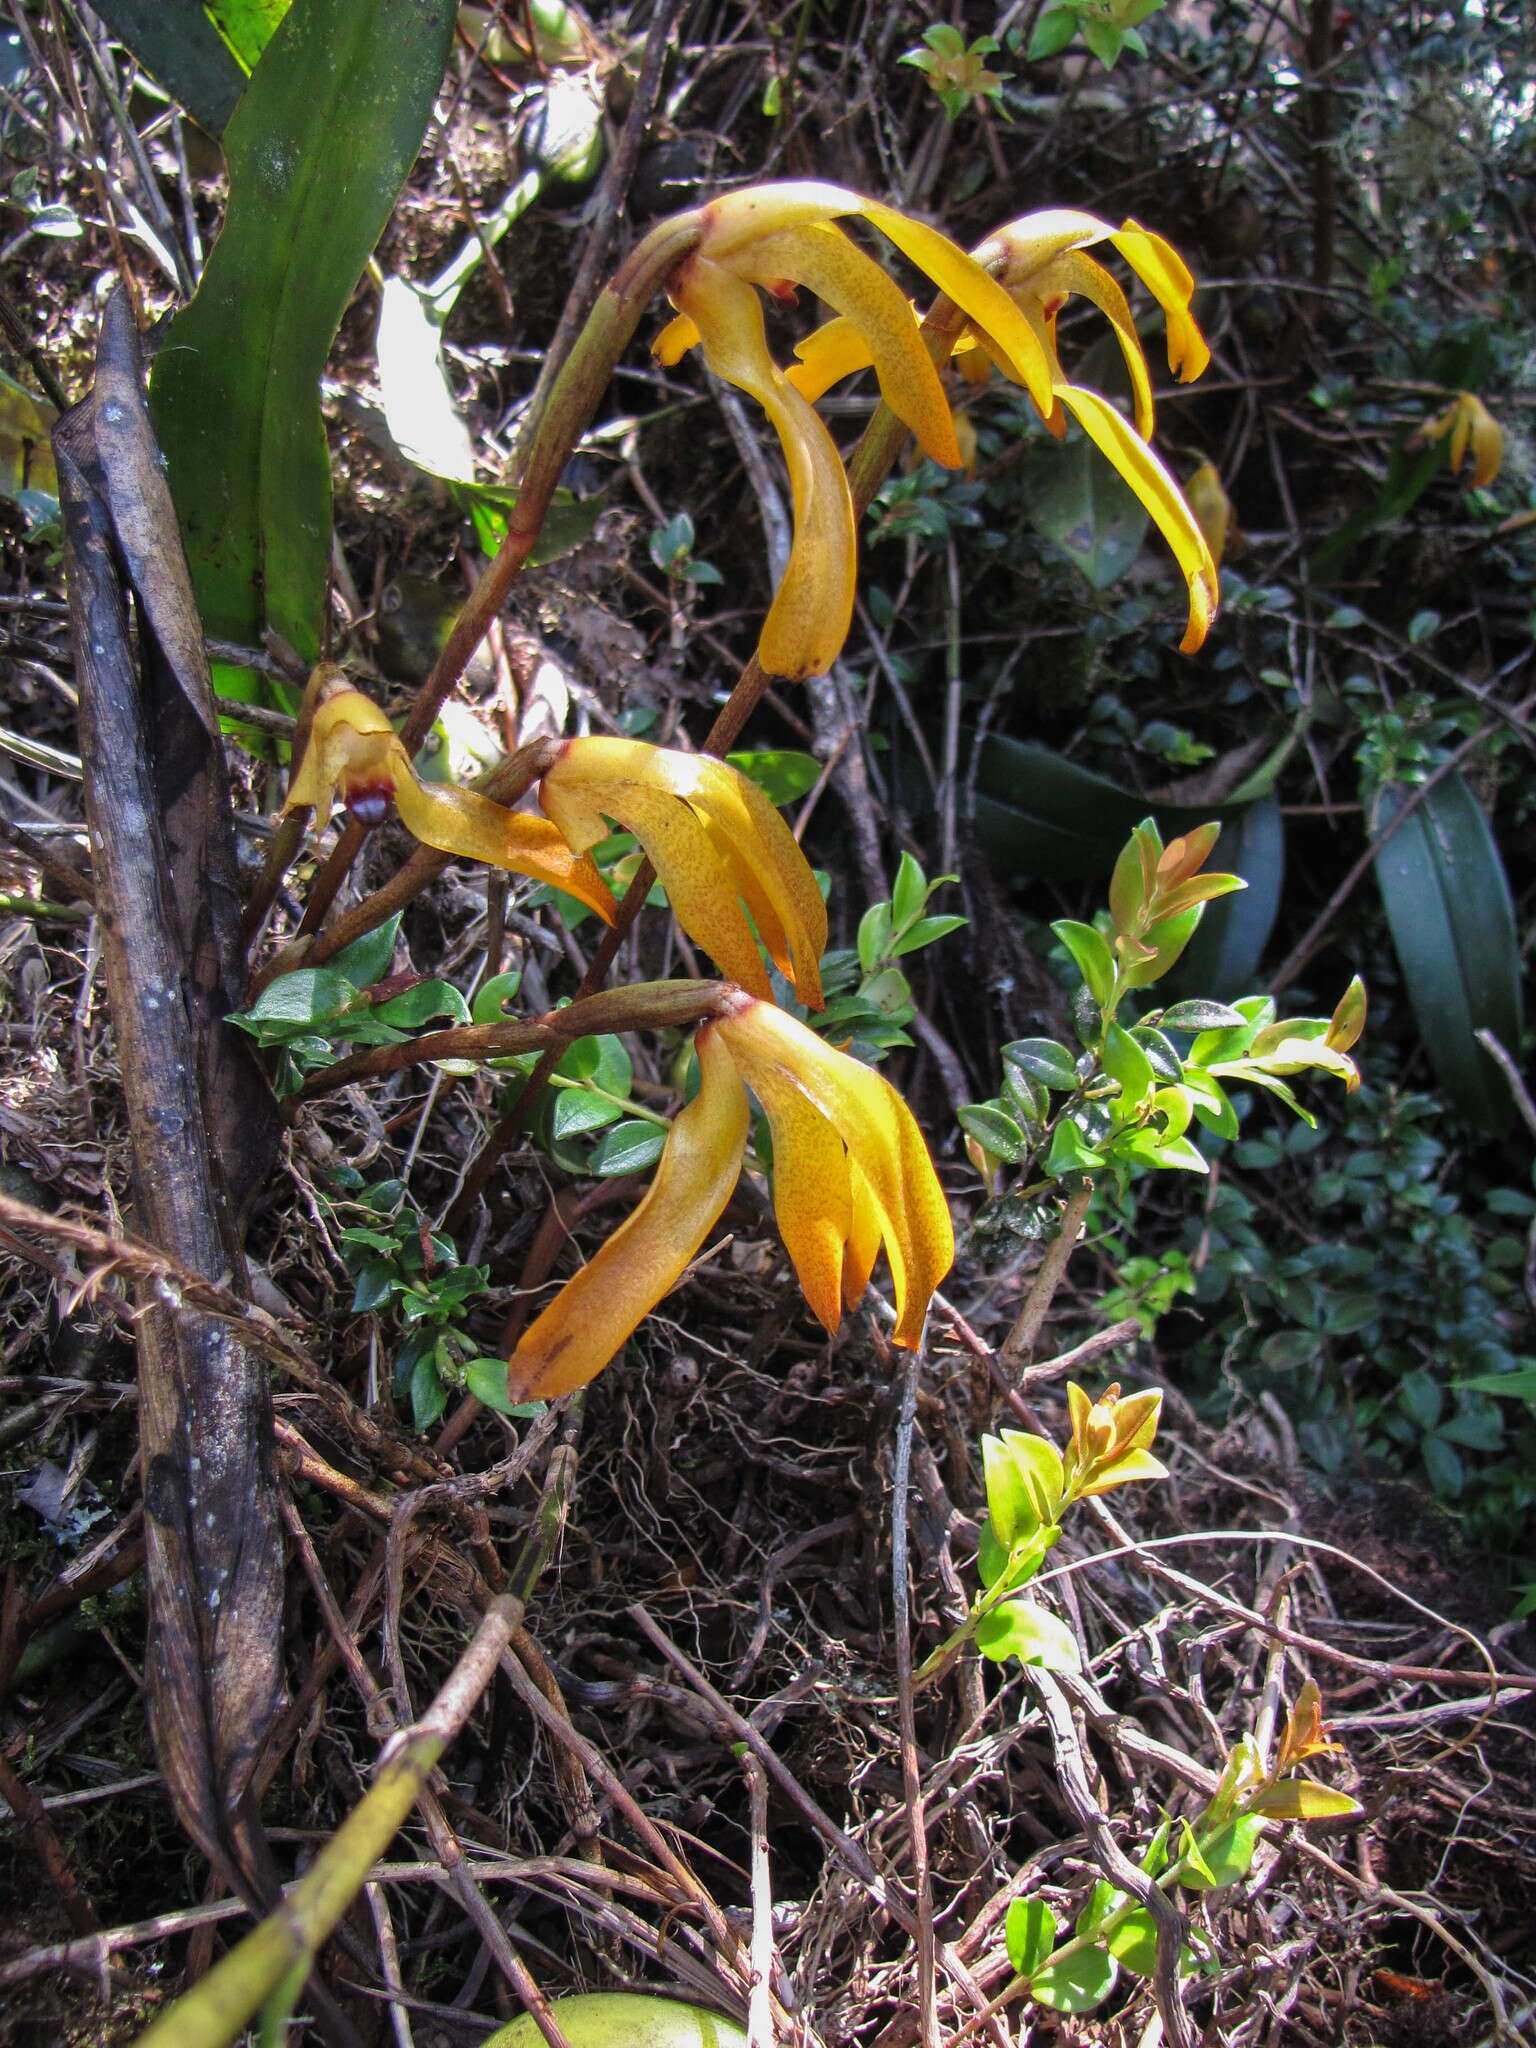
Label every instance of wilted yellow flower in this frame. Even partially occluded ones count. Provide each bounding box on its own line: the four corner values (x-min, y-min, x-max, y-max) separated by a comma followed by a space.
1062, 1381, 1168, 1500
1419, 390, 1502, 488
791, 206, 1219, 652
506, 989, 954, 1399
537, 737, 827, 1006
1185, 460, 1235, 566
652, 181, 1055, 680
284, 687, 614, 921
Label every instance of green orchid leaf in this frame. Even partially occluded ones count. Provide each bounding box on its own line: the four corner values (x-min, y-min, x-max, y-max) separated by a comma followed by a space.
1374, 772, 1523, 1131
151, 0, 457, 704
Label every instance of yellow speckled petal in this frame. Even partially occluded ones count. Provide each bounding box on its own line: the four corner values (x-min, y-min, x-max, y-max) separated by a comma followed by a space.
1109, 219, 1210, 381
391, 760, 617, 922
507, 1024, 750, 1401
717, 999, 953, 1347
861, 198, 1057, 418
739, 224, 960, 466
1053, 386, 1219, 654
653, 309, 701, 364
696, 179, 864, 260
748, 1059, 852, 1334
843, 1159, 882, 1311
539, 740, 827, 1005
1033, 250, 1156, 439
677, 263, 855, 679
786, 313, 878, 402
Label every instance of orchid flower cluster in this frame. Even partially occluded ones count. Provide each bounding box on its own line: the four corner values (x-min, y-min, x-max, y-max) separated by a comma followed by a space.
278, 180, 1224, 1405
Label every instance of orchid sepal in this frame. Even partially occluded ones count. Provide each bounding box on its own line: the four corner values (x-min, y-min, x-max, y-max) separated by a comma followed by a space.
538, 736, 827, 1006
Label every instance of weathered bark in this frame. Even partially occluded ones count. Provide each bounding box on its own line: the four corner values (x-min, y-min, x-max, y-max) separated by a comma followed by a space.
54, 289, 283, 1888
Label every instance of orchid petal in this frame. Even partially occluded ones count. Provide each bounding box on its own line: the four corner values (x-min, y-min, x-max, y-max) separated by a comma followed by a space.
751, 1061, 853, 1332
1110, 220, 1209, 381
843, 1159, 883, 1311
861, 198, 1057, 417
284, 689, 397, 817
991, 208, 1209, 383
696, 179, 865, 260
653, 309, 701, 364
738, 225, 960, 466
507, 1024, 749, 1401
1465, 396, 1503, 486
676, 262, 855, 679
1032, 249, 1156, 438
787, 312, 880, 403
716, 998, 953, 1347
538, 738, 826, 1004
390, 764, 616, 922
1053, 385, 1219, 653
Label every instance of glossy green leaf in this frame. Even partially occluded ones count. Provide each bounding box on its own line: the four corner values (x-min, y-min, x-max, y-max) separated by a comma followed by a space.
1103, 1021, 1155, 1114
1004, 1038, 1081, 1092
551, 1089, 625, 1141
960, 1102, 1030, 1165
973, 1597, 1080, 1670
1045, 1120, 1106, 1176
471, 969, 524, 1025
151, 0, 457, 699
1028, 1944, 1117, 2013
1181, 1814, 1264, 1892
464, 1358, 545, 1418
1373, 772, 1523, 1131
327, 913, 403, 990
374, 979, 470, 1028
1053, 919, 1115, 1006
90, 0, 249, 133
726, 749, 822, 805
586, 1119, 668, 1177
1005, 1897, 1057, 1979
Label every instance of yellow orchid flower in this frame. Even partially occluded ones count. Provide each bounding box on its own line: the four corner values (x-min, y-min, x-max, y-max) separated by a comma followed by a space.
536, 737, 827, 1006
506, 1022, 751, 1402
652, 180, 1055, 679
1419, 390, 1503, 488
711, 992, 955, 1348
788, 207, 1219, 653
1062, 1380, 1168, 1500
284, 687, 615, 923
506, 990, 954, 1400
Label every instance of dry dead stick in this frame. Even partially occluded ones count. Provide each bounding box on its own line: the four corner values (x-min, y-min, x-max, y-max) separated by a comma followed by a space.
626, 1604, 1012, 2048
55, 293, 284, 1894
887, 1334, 939, 2048
0, 1751, 101, 1937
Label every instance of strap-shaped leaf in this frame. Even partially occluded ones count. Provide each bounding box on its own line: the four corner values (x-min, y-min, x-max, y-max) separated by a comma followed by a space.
150, 0, 456, 702
1374, 771, 1522, 1131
